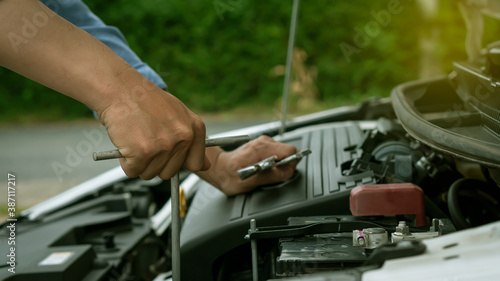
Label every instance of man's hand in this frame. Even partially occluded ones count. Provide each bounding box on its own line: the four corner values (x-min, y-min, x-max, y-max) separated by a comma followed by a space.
98, 88, 210, 180
197, 136, 299, 196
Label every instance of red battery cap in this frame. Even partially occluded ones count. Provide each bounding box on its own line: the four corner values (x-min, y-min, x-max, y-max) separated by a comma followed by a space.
350, 183, 425, 226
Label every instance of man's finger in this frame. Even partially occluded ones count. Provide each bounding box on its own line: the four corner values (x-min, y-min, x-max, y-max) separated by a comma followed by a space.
182, 118, 208, 172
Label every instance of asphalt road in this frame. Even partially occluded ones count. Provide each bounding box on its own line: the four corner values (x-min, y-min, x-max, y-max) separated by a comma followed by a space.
0, 117, 267, 209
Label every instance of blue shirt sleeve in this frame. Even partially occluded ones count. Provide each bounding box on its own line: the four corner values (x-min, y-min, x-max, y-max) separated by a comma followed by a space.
41, 0, 167, 90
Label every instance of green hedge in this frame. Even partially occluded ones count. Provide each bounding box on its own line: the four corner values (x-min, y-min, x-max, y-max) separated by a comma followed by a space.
0, 0, 466, 121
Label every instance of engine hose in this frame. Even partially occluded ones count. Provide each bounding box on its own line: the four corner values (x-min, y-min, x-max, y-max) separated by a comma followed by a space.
447, 178, 500, 230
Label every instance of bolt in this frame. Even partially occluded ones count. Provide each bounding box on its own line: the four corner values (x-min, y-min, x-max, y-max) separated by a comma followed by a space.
395, 221, 410, 235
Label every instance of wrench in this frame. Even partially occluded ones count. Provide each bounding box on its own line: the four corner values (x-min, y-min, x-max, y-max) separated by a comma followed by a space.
92, 135, 251, 161
237, 148, 311, 180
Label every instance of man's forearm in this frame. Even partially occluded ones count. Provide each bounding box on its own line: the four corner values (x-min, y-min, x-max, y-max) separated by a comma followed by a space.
0, 0, 146, 113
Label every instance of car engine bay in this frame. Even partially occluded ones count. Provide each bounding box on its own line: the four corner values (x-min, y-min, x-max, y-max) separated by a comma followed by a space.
2, 83, 500, 280
2, 1, 500, 280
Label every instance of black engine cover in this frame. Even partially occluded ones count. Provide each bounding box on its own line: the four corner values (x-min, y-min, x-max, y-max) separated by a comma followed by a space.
180, 121, 375, 280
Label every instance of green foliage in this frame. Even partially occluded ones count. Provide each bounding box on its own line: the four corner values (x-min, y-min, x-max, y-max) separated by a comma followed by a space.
0, 68, 93, 122
0, 0, 467, 121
